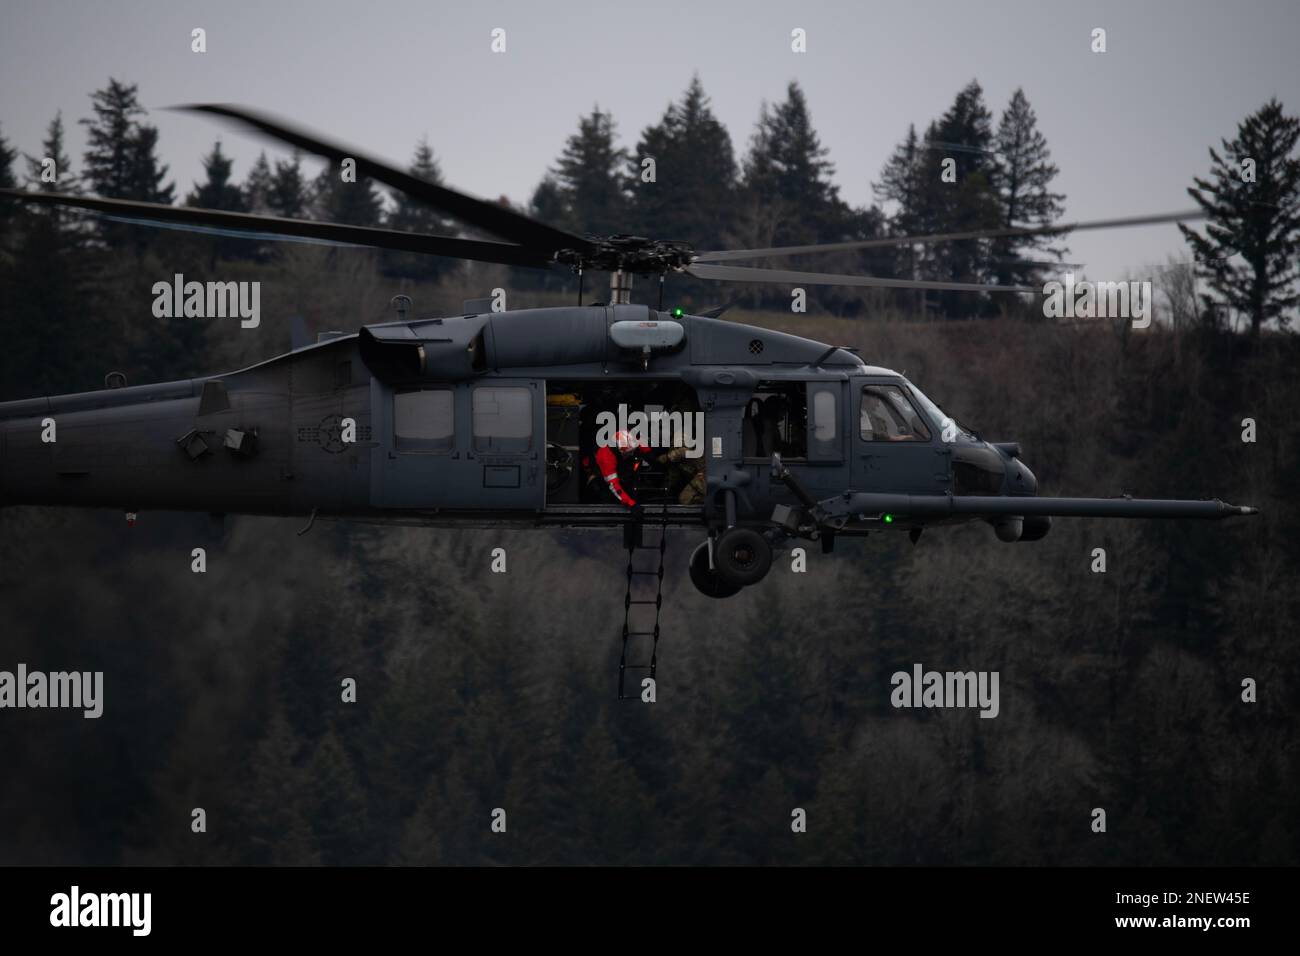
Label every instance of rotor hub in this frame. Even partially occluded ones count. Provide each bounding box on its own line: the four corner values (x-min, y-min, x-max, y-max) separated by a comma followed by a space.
554, 235, 696, 274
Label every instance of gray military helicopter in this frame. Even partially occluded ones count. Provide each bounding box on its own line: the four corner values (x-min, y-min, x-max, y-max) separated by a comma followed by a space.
0, 104, 1257, 616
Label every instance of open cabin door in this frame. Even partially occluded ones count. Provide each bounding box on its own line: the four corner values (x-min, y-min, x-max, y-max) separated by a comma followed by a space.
741, 379, 848, 506
371, 378, 545, 511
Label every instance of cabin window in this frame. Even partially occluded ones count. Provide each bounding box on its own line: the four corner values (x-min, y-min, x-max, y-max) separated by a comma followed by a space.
806, 382, 842, 461
394, 388, 454, 452
813, 390, 837, 441
742, 382, 807, 459
860, 384, 931, 442
473, 386, 533, 453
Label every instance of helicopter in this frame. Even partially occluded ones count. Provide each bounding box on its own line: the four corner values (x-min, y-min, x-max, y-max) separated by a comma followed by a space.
0, 104, 1258, 606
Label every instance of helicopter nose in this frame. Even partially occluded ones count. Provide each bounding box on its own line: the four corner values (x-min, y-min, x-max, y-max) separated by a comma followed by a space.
1008, 456, 1038, 494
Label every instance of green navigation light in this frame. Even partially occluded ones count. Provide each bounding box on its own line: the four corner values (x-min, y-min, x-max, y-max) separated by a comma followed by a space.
883, 514, 894, 524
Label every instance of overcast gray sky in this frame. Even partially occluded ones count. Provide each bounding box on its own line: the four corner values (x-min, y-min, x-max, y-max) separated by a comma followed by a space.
2, 0, 1297, 283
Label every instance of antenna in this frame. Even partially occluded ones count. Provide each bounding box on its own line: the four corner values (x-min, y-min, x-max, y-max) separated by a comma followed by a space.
390, 294, 412, 322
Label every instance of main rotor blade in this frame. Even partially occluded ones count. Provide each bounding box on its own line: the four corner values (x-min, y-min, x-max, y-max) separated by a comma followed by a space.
694, 209, 1208, 262
0, 189, 553, 268
687, 262, 1035, 294
177, 104, 593, 256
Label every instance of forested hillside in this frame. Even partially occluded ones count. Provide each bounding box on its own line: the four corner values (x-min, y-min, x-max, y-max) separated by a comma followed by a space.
0, 313, 1293, 865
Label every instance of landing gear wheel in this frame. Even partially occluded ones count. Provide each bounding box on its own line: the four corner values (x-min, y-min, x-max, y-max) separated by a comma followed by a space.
689, 542, 741, 599
713, 527, 773, 588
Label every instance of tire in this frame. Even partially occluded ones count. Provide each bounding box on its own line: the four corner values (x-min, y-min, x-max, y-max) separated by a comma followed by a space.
713, 527, 773, 588
689, 542, 741, 599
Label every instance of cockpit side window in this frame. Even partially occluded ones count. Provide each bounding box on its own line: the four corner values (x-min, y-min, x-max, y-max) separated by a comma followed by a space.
860, 384, 931, 442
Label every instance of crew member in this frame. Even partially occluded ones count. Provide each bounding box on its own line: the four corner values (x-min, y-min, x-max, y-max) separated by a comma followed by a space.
658, 445, 706, 504
584, 429, 651, 509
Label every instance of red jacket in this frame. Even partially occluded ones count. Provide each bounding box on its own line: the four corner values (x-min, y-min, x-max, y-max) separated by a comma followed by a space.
594, 442, 649, 506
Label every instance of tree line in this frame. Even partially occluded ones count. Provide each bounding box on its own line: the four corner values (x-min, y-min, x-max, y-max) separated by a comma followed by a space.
0, 76, 1297, 400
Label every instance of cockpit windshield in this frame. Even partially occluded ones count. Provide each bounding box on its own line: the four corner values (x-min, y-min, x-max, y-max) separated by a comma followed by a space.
904, 381, 974, 441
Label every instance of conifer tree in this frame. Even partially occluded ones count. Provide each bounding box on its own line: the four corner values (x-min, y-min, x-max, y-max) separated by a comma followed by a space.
990, 88, 1066, 290
186, 141, 249, 262
186, 140, 246, 211
549, 107, 628, 235
916, 81, 1002, 315
268, 154, 308, 218
742, 82, 846, 246
312, 161, 384, 227
1179, 98, 1300, 335
24, 112, 77, 194
0, 123, 18, 240
874, 123, 927, 312
628, 75, 738, 248
383, 138, 452, 279
529, 174, 567, 227
80, 79, 172, 252
81, 79, 173, 203
242, 151, 274, 214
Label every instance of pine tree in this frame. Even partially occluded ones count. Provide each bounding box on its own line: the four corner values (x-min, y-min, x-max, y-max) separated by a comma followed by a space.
0, 123, 24, 393
80, 79, 173, 252
4, 111, 96, 392
80, 79, 141, 199
529, 174, 567, 227
990, 88, 1066, 290
126, 124, 174, 204
874, 124, 923, 234
549, 107, 628, 235
0, 123, 18, 240
186, 141, 249, 262
874, 124, 927, 313
628, 75, 738, 249
81, 79, 173, 203
388, 139, 448, 234
737, 82, 861, 312
2, 116, 101, 397
186, 141, 246, 211
915, 80, 1003, 316
0, 125, 13, 189
507, 175, 570, 293
268, 153, 308, 218
742, 82, 847, 246
24, 112, 77, 194
932, 80, 995, 181
1179, 98, 1300, 335
383, 138, 452, 279
312, 161, 384, 227
242, 151, 274, 214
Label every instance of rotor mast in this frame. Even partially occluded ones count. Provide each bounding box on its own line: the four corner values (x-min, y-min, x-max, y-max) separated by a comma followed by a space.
610, 270, 634, 305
